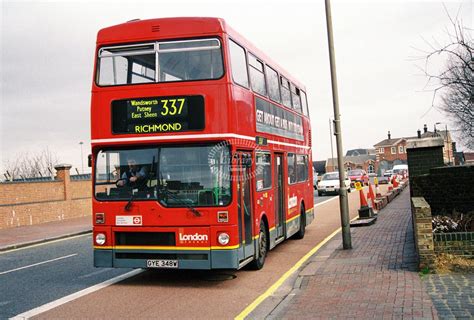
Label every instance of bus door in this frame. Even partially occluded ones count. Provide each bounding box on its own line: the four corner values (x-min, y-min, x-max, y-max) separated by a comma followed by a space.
274, 153, 285, 239
236, 152, 255, 260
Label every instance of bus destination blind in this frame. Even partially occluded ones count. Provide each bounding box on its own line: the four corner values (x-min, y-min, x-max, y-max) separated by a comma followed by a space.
112, 96, 205, 134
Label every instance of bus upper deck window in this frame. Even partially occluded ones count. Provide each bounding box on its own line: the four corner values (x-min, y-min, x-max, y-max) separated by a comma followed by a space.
97, 44, 156, 86
96, 39, 224, 86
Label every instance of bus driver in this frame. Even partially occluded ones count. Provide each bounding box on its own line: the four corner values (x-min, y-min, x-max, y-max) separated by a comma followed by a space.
117, 158, 148, 188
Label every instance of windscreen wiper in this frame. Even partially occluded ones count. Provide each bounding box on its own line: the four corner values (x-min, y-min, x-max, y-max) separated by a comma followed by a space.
157, 185, 201, 217
124, 189, 135, 211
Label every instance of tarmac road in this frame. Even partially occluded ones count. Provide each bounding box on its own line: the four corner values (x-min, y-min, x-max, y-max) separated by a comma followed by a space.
35, 189, 375, 319
0, 235, 131, 319
4, 189, 379, 319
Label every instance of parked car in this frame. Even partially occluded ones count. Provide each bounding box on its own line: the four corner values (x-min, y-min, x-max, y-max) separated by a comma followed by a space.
317, 171, 351, 196
392, 164, 408, 174
392, 164, 409, 179
377, 175, 390, 184
348, 169, 369, 187
376, 169, 394, 184
313, 171, 319, 189
383, 169, 393, 177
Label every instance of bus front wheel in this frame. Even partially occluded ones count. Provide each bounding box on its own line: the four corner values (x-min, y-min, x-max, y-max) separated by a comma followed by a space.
249, 221, 268, 270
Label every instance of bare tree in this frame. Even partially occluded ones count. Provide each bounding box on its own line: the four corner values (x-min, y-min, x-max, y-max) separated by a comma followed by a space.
422, 7, 473, 149
3, 148, 59, 180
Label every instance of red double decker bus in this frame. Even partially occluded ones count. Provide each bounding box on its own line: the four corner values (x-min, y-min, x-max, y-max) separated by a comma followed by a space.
91, 17, 314, 270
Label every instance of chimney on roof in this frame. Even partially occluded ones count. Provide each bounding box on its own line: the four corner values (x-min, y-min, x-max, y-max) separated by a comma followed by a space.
388, 131, 391, 140
417, 129, 421, 138
423, 124, 428, 133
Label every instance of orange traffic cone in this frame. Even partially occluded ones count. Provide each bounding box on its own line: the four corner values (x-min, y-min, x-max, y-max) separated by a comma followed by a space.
368, 183, 376, 203
392, 177, 399, 188
358, 188, 373, 218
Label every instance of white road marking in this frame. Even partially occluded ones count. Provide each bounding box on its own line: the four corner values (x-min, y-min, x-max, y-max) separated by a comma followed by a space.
0, 300, 12, 307
314, 196, 338, 208
0, 254, 78, 275
11, 269, 144, 319
78, 268, 110, 279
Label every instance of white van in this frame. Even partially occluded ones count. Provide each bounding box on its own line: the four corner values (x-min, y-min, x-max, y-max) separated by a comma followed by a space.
392, 164, 408, 176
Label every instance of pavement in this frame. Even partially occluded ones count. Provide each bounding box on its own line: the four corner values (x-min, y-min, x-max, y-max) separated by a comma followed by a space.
0, 216, 91, 251
1, 189, 472, 319
250, 188, 472, 319
423, 274, 474, 319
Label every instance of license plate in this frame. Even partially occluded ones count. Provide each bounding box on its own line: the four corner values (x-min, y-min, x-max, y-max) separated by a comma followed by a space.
146, 259, 178, 269
326, 188, 335, 192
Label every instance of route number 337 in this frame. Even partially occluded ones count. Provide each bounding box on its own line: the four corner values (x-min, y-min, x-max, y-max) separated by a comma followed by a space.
160, 99, 185, 116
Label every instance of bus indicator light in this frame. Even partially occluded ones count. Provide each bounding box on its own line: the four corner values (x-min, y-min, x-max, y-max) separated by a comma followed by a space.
95, 212, 105, 224
218, 211, 228, 223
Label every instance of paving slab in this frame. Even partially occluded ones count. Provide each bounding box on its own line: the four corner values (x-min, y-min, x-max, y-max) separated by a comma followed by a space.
423, 274, 474, 319
0, 215, 91, 251
251, 188, 440, 319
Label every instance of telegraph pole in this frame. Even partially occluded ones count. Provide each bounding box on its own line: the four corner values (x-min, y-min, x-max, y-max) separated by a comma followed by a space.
325, 0, 351, 249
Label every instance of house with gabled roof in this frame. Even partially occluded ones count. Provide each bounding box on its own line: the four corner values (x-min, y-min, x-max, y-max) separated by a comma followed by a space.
325, 154, 376, 174
374, 131, 408, 174
374, 124, 454, 174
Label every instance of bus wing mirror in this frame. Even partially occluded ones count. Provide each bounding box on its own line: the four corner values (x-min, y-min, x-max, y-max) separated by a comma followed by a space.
88, 154, 93, 167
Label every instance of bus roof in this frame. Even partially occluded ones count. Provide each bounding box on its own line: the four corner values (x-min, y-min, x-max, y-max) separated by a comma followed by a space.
97, 17, 306, 90
97, 17, 226, 44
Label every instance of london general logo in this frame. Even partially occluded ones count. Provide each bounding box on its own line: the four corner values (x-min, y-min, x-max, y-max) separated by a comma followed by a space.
178, 228, 209, 244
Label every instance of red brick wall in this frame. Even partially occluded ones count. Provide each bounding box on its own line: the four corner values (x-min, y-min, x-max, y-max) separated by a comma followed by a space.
0, 167, 91, 230
70, 181, 92, 199
0, 181, 65, 205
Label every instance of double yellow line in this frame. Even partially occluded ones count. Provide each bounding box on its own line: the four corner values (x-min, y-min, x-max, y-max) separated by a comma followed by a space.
234, 227, 341, 319
235, 213, 359, 319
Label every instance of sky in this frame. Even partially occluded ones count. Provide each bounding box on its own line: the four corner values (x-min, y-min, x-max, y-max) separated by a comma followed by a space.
0, 0, 472, 174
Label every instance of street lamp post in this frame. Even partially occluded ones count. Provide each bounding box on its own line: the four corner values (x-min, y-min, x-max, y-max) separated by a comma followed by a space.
325, 0, 351, 249
79, 141, 84, 174
329, 118, 335, 167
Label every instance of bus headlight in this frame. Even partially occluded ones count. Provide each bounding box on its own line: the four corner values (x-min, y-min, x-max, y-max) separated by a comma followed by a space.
95, 233, 106, 246
218, 233, 230, 245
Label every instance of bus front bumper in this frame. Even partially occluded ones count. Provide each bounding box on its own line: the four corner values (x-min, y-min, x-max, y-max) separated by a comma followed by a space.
94, 247, 239, 270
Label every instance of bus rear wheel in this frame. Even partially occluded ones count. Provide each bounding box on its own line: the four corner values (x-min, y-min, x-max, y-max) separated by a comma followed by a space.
249, 221, 268, 270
